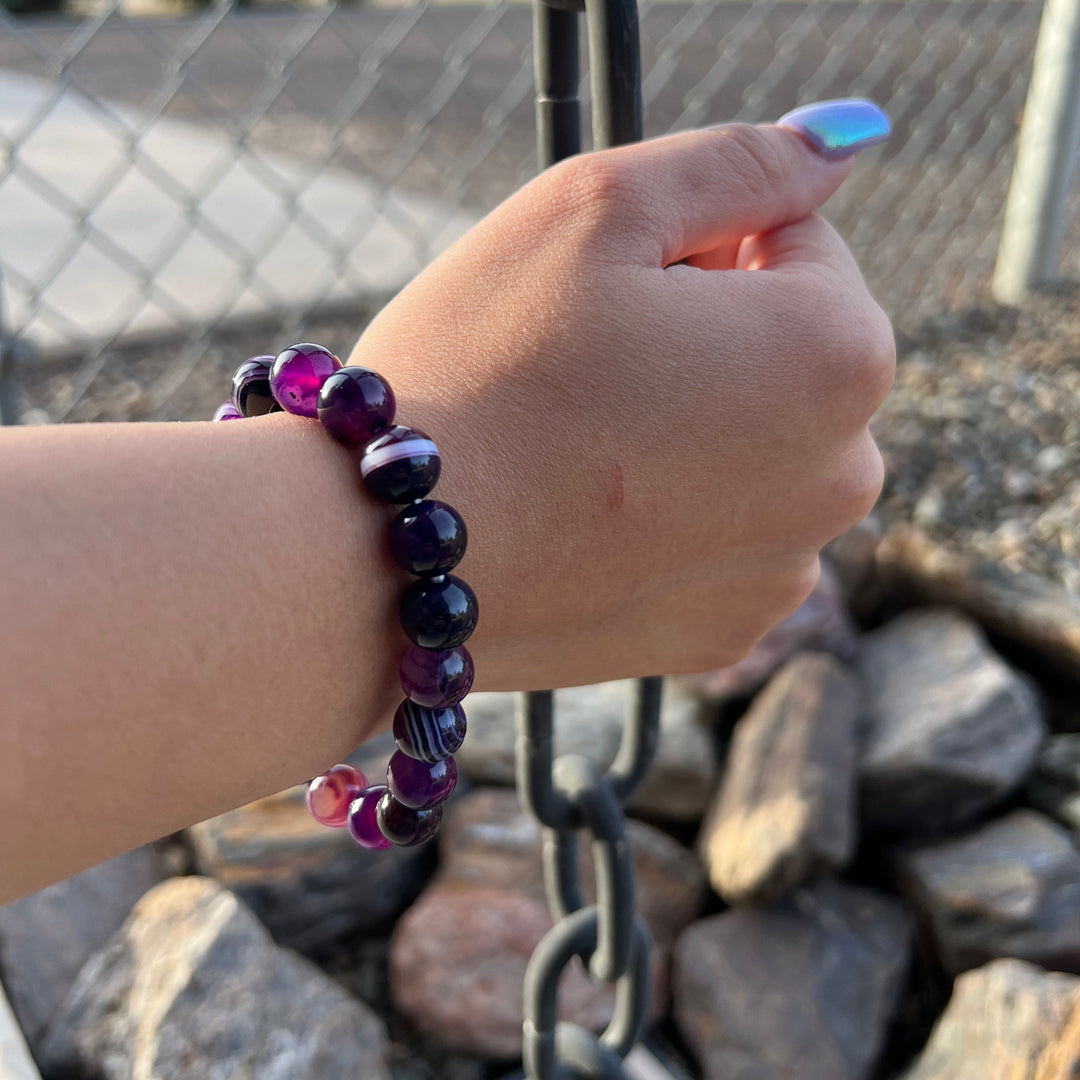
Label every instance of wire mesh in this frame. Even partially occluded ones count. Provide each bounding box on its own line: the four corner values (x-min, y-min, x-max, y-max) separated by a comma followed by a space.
0, 0, 1056, 424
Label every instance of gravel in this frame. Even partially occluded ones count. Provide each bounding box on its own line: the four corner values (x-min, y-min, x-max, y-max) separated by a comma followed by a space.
873, 285, 1080, 595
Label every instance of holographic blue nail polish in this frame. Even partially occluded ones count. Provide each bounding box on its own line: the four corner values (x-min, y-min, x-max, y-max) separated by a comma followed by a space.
777, 98, 890, 160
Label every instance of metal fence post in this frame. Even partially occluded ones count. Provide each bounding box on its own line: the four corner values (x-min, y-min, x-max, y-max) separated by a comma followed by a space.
0, 269, 22, 426
992, 0, 1080, 304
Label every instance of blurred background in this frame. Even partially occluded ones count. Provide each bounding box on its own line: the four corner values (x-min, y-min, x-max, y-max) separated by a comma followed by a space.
5, 2, 1080, 1080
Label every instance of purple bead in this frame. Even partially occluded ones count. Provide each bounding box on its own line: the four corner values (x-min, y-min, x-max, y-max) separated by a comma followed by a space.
347, 785, 394, 850
400, 645, 475, 708
230, 356, 277, 417
270, 342, 343, 417
389, 500, 467, 576
387, 749, 457, 809
360, 425, 441, 504
212, 401, 243, 422
393, 699, 467, 763
376, 792, 443, 847
400, 574, 478, 649
317, 367, 396, 445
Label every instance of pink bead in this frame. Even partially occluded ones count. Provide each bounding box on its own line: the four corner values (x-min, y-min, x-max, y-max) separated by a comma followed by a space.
305, 763, 367, 828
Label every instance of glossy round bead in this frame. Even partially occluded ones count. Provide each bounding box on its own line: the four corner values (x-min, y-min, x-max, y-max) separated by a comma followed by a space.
230, 356, 277, 417
347, 785, 394, 850
389, 500, 467, 576
360, 426, 441, 504
400, 645, 474, 708
393, 699, 467, 763
270, 342, 343, 417
305, 763, 367, 828
317, 367, 396, 445
212, 401, 243, 422
400, 574, 478, 649
376, 791, 442, 847
386, 750, 457, 809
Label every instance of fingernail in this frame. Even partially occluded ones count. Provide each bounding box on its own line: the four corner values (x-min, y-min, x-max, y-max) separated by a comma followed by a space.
777, 98, 890, 160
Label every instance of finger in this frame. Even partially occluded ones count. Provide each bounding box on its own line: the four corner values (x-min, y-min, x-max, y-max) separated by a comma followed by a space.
735, 213, 866, 285
572, 100, 888, 268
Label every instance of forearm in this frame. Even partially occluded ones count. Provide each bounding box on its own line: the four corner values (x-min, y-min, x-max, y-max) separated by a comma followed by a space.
0, 413, 410, 900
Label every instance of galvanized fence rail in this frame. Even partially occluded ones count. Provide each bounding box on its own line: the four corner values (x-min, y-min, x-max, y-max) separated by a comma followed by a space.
0, 0, 1063, 427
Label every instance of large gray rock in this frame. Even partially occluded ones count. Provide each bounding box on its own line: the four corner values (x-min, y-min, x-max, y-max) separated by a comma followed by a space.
672, 879, 910, 1080
41, 876, 390, 1080
876, 524, 1080, 680
1026, 734, 1080, 835
897, 809, 1080, 976
680, 563, 858, 701
856, 608, 1045, 833
390, 788, 707, 1059
190, 733, 434, 952
699, 653, 859, 904
0, 844, 162, 1056
456, 681, 718, 822
824, 515, 885, 620
903, 959, 1080, 1080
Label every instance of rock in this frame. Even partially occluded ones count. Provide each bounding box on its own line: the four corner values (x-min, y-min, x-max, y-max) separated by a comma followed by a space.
680, 563, 858, 701
190, 732, 434, 953
455, 681, 718, 822
824, 515, 885, 619
672, 879, 910, 1080
876, 525, 1080, 680
857, 608, 1045, 833
41, 876, 391, 1080
0, 982, 40, 1080
1026, 734, 1080, 835
0, 845, 162, 1056
897, 809, 1080, 977
902, 959, 1080, 1080
699, 653, 859, 905
390, 788, 707, 1058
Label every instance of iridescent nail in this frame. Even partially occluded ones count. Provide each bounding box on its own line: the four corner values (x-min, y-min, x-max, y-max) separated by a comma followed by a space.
777, 98, 890, 160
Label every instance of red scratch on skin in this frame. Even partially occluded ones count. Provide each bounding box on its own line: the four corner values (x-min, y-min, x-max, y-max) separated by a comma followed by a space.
607, 461, 625, 513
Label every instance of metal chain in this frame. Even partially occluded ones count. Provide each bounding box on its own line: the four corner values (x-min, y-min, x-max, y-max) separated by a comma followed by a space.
515, 8, 655, 1068
516, 680, 661, 1080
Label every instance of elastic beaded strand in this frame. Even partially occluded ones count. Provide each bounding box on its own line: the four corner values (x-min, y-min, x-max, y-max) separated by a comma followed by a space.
219, 343, 477, 850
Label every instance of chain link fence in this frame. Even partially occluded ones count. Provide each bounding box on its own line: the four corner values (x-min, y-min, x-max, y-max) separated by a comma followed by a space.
0, 0, 1061, 424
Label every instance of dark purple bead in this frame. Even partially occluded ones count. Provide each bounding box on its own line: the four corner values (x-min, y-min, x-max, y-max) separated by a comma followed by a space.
230, 356, 276, 417
212, 401, 243, 422
317, 367, 396, 445
347, 785, 393, 850
270, 342, 342, 417
393, 699, 467, 763
386, 750, 457, 809
360, 426, 441, 504
400, 574, 478, 649
389, 500, 467, 576
400, 645, 474, 708
376, 792, 442, 847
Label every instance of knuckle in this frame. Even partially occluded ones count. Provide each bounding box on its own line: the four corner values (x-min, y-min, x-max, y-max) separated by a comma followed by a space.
830, 434, 885, 530
715, 123, 789, 199
552, 152, 648, 229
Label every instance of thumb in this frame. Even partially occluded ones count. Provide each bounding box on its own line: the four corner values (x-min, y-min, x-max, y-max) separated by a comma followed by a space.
584, 99, 889, 268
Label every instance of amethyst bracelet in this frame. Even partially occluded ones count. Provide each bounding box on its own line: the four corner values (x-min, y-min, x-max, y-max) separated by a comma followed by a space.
213, 343, 478, 849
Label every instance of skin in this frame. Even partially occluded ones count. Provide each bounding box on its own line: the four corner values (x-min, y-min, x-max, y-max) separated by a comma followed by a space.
0, 122, 894, 903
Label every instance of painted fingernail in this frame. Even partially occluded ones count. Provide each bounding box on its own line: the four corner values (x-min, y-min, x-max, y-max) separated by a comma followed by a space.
777, 98, 890, 160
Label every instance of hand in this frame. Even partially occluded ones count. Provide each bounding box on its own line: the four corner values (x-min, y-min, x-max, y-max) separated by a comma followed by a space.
350, 119, 894, 690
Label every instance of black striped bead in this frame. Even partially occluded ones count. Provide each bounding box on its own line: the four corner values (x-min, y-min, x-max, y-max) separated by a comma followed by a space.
392, 699, 466, 764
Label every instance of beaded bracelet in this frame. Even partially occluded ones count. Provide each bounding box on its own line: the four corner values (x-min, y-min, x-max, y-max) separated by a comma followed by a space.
213, 343, 478, 849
